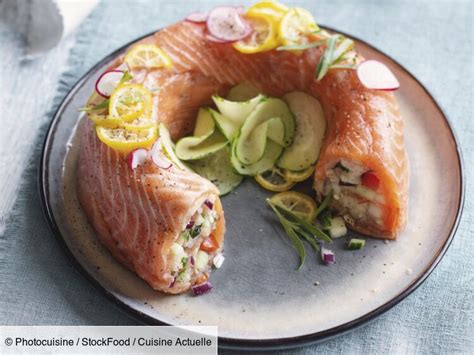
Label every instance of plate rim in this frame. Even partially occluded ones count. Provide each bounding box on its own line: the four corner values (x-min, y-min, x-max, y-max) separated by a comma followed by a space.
38, 26, 465, 351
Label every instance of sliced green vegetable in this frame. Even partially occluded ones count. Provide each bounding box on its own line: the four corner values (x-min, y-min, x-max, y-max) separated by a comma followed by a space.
316, 34, 340, 81
210, 109, 239, 141
277, 92, 326, 171
348, 238, 366, 250
226, 82, 260, 101
231, 139, 283, 176
189, 146, 243, 196
235, 117, 284, 164
212, 94, 264, 125
175, 108, 228, 160
158, 123, 192, 171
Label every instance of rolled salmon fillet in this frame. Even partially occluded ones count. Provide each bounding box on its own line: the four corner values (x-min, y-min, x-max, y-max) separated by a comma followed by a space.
77, 120, 225, 294
312, 70, 409, 239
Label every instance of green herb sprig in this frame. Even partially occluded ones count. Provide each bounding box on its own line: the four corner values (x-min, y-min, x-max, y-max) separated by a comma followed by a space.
266, 198, 332, 270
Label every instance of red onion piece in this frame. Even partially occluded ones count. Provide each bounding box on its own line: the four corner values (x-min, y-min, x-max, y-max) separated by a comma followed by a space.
186, 220, 195, 229
150, 139, 173, 170
192, 281, 213, 296
127, 148, 148, 170
206, 6, 252, 41
204, 199, 213, 209
321, 248, 335, 265
186, 12, 209, 23
169, 277, 177, 288
190, 256, 195, 266
95, 70, 124, 98
357, 60, 400, 91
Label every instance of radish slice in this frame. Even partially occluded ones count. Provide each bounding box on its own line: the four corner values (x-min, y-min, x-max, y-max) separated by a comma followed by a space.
186, 12, 208, 23
95, 70, 124, 98
205, 32, 231, 43
127, 148, 148, 170
207, 6, 252, 41
357, 60, 400, 91
150, 139, 173, 169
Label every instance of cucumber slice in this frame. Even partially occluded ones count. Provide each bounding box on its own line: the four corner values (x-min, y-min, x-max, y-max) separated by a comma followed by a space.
277, 92, 327, 171
231, 139, 283, 176
267, 117, 285, 146
212, 94, 264, 125
210, 109, 239, 141
226, 82, 260, 101
158, 123, 192, 171
235, 117, 284, 164
189, 146, 243, 196
176, 108, 228, 160
236, 99, 295, 164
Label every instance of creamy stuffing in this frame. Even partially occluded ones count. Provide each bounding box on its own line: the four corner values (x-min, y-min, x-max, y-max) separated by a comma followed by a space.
323, 159, 384, 227
168, 197, 222, 288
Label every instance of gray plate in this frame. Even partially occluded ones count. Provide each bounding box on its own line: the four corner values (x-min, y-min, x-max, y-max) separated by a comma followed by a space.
39, 29, 464, 350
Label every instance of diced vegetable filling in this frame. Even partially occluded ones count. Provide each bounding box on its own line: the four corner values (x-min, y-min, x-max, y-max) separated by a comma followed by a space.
168, 197, 223, 288
323, 159, 384, 226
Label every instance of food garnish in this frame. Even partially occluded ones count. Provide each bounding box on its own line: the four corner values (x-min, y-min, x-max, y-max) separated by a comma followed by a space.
321, 248, 335, 265
233, 14, 278, 53
255, 167, 295, 192
95, 70, 125, 98
206, 6, 252, 42
192, 281, 213, 296
348, 238, 366, 250
127, 148, 148, 170
357, 60, 400, 91
266, 198, 332, 269
269, 191, 317, 221
109, 84, 153, 122
124, 44, 173, 70
96, 126, 158, 153
185, 12, 209, 23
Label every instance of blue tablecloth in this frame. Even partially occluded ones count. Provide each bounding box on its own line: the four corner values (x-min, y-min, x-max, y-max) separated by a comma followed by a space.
0, 1, 472, 353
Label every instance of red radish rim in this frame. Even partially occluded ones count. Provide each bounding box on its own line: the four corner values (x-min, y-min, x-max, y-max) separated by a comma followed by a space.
357, 60, 400, 91
127, 148, 148, 170
205, 32, 232, 43
206, 6, 252, 41
150, 139, 173, 170
185, 12, 209, 23
95, 69, 124, 98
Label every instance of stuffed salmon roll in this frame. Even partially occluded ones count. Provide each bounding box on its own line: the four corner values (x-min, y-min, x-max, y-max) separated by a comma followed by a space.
313, 70, 409, 239
77, 120, 225, 294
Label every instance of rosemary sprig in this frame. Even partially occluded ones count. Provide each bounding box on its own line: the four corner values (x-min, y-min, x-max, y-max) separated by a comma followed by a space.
267, 199, 332, 270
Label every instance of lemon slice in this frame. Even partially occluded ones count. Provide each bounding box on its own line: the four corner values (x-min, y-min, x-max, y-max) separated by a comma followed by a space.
279, 7, 319, 46
283, 166, 315, 182
96, 126, 158, 152
269, 191, 317, 221
124, 44, 173, 70
121, 115, 156, 130
88, 113, 122, 128
233, 14, 279, 54
109, 84, 152, 122
255, 167, 295, 192
247, 1, 288, 22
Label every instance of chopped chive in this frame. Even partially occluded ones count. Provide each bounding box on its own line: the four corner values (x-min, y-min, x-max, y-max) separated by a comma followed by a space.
276, 40, 326, 51
315, 189, 333, 217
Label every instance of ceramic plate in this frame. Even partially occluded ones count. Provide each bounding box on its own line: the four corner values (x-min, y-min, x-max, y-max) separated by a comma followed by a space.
39, 28, 464, 350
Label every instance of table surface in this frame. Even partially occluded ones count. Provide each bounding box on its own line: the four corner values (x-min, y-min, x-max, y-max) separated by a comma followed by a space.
0, 0, 472, 353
